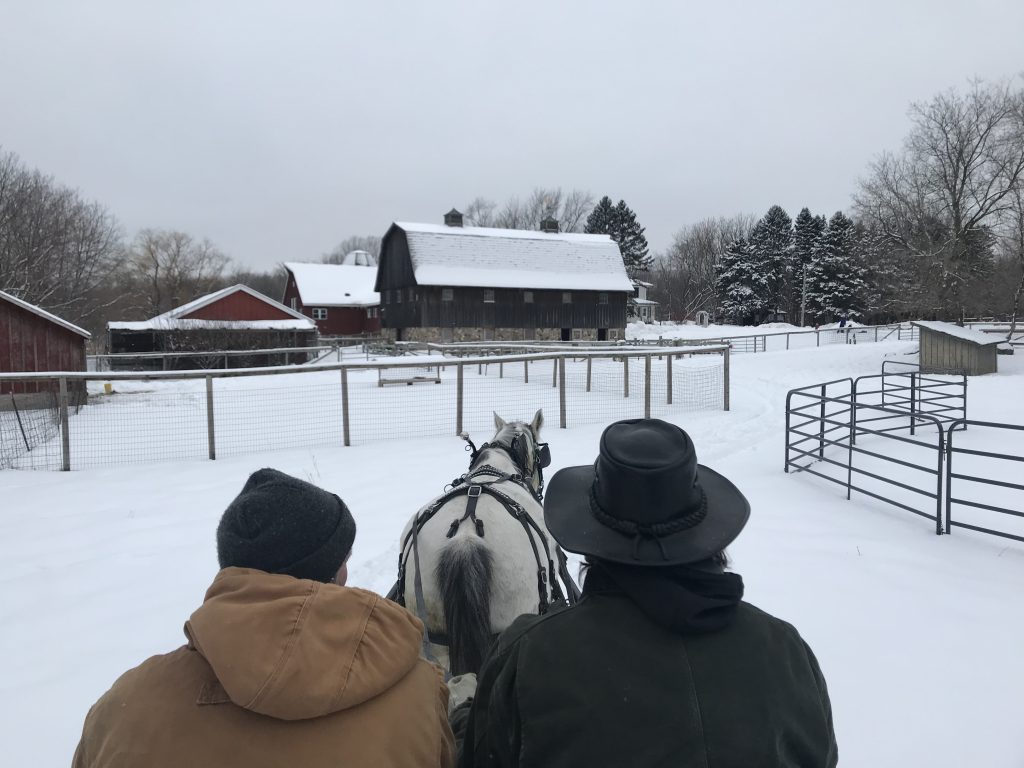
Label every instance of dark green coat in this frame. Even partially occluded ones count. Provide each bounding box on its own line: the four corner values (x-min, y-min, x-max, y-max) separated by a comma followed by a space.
456, 588, 837, 768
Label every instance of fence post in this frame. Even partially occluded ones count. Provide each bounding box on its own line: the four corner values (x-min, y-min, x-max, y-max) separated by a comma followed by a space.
874, 326, 879, 343
723, 346, 730, 411
58, 377, 71, 471
559, 356, 567, 429
818, 383, 826, 459
667, 354, 673, 405
910, 372, 917, 436
816, 330, 820, 347
786, 333, 790, 350
623, 356, 629, 398
456, 363, 464, 435
205, 376, 216, 460
524, 360, 529, 384
499, 361, 503, 379
552, 358, 557, 388
586, 357, 592, 392
644, 355, 651, 419
341, 368, 350, 446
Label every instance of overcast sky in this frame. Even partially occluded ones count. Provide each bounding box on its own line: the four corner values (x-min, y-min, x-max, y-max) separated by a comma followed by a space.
2, 1, 1022, 271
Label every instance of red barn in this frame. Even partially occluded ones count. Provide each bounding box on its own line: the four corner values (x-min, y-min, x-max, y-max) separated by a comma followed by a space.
107, 284, 317, 369
283, 260, 381, 336
0, 289, 90, 394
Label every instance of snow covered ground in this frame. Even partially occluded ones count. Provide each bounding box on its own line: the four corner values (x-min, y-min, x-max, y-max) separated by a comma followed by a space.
2, 342, 1023, 766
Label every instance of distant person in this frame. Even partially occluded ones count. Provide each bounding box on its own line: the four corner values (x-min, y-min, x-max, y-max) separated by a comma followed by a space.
73, 468, 455, 768
451, 419, 837, 767
838, 316, 848, 329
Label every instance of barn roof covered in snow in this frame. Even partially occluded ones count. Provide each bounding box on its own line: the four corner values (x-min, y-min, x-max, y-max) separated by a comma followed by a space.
911, 321, 1002, 346
284, 262, 380, 307
108, 284, 316, 331
383, 222, 633, 292
0, 289, 91, 338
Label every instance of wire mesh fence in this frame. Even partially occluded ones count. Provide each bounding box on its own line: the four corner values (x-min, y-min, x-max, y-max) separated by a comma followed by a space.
0, 346, 727, 471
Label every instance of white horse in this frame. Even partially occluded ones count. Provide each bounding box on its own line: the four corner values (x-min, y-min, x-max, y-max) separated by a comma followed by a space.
394, 410, 576, 676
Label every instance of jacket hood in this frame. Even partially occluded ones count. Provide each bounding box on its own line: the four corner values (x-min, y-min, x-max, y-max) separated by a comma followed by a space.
185, 568, 425, 721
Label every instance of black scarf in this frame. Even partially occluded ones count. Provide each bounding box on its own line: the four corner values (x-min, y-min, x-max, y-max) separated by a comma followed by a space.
583, 561, 744, 635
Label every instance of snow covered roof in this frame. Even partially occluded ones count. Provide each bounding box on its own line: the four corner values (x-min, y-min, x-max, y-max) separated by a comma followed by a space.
341, 250, 377, 267
285, 262, 380, 307
107, 285, 316, 332
0, 289, 91, 338
631, 298, 659, 306
912, 321, 1001, 346
390, 222, 633, 292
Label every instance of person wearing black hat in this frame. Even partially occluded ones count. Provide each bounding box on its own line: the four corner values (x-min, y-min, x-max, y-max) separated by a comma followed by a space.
73, 468, 456, 768
452, 419, 837, 768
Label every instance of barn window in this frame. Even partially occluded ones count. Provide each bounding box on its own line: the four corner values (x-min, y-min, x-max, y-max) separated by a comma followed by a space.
396, 290, 403, 304
483, 289, 495, 303
523, 290, 534, 303
312, 308, 328, 320
408, 287, 416, 302
290, 297, 298, 310
442, 288, 454, 302
562, 291, 572, 304
599, 292, 608, 305
573, 329, 583, 340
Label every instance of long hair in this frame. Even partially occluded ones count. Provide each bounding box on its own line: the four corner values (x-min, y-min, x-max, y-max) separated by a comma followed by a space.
435, 541, 494, 676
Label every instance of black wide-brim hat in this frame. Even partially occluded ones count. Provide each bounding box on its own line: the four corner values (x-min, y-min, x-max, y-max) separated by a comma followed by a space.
544, 419, 750, 566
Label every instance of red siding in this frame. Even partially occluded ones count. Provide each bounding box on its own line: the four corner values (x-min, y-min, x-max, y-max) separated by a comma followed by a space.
183, 290, 294, 321
0, 296, 87, 394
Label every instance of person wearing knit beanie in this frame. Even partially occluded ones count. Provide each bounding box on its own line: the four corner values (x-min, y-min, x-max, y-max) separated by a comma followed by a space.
217, 468, 357, 584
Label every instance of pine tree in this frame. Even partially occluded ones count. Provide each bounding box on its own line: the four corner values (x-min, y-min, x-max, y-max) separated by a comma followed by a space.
792, 208, 826, 324
716, 237, 764, 324
805, 211, 870, 323
748, 205, 793, 320
585, 196, 652, 276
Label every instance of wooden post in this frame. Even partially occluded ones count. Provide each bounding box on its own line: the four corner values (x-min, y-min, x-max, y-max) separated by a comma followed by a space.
552, 358, 557, 387
499, 362, 503, 379
644, 355, 651, 419
456, 363, 464, 435
667, 354, 673, 404
524, 360, 529, 384
723, 346, 730, 411
341, 368, 350, 446
623, 356, 629, 398
559, 357, 567, 429
206, 376, 216, 460
816, 330, 820, 347
586, 357, 592, 392
58, 377, 71, 471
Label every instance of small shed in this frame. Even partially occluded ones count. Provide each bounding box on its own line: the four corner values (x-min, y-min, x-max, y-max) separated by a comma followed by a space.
912, 321, 1000, 375
0, 289, 90, 395
107, 285, 317, 369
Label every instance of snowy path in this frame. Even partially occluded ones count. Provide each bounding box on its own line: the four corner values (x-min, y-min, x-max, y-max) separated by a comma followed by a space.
1, 343, 1022, 766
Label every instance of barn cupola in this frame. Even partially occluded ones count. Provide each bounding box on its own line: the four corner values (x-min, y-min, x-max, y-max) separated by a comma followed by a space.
540, 216, 559, 233
444, 208, 464, 227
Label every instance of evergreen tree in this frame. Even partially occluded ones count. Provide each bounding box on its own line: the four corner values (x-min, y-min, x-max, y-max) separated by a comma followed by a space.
716, 237, 765, 324
792, 208, 826, 324
805, 211, 870, 323
748, 205, 793, 319
585, 196, 652, 275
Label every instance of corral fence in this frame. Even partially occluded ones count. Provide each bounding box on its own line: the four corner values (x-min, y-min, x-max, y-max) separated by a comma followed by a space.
785, 365, 1023, 544
88, 344, 340, 372
1, 344, 728, 471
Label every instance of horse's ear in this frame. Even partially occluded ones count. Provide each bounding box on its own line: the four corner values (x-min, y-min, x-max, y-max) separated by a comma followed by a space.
531, 409, 544, 435
494, 412, 507, 431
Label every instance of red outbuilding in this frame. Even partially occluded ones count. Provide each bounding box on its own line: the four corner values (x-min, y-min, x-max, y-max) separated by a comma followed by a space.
0, 289, 90, 394
283, 256, 381, 336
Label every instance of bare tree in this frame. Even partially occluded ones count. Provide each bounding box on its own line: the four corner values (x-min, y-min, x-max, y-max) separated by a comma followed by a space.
124, 229, 230, 316
323, 235, 381, 263
856, 80, 1024, 319
469, 187, 594, 232
463, 197, 497, 227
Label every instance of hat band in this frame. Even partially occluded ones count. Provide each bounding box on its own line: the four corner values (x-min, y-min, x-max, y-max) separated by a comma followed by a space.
588, 483, 708, 539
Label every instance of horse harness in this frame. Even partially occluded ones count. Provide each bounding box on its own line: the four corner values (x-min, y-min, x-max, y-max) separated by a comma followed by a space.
390, 434, 579, 654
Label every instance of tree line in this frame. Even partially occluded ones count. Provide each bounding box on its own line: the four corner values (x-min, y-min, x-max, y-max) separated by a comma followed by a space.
657, 77, 1024, 325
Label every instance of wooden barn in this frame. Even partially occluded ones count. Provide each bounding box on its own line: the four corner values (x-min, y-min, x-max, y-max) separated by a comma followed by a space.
912, 321, 1000, 375
0, 289, 89, 395
375, 211, 633, 342
282, 257, 381, 336
107, 284, 317, 369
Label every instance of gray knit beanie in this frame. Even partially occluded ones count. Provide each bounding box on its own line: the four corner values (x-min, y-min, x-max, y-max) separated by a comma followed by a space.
217, 468, 356, 583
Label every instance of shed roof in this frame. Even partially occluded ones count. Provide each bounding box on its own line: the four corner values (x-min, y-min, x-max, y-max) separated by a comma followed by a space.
0, 289, 91, 338
389, 222, 633, 292
108, 285, 316, 331
284, 262, 380, 307
912, 321, 1001, 346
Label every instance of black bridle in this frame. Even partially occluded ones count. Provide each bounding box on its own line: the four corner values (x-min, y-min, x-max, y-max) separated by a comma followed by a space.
458, 428, 551, 501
